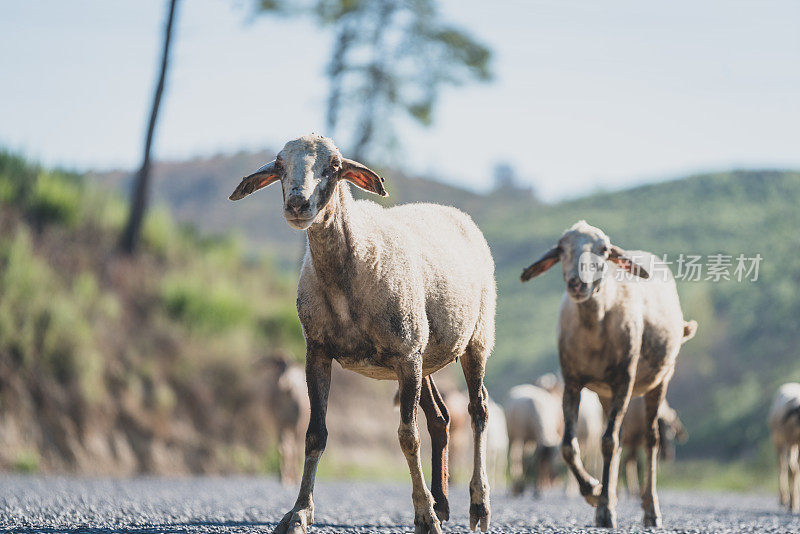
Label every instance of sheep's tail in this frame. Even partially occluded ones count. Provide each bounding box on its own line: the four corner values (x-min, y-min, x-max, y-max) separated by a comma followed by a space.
681, 320, 698, 344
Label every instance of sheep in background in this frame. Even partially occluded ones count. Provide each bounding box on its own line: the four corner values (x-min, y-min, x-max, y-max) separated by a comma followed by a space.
535, 372, 563, 396
442, 389, 471, 477
621, 397, 688, 496
534, 373, 604, 478
267, 354, 310, 486
506, 379, 603, 496
572, 389, 604, 491
520, 220, 697, 528
769, 383, 800, 512
486, 397, 509, 489
505, 384, 562, 496
230, 134, 496, 534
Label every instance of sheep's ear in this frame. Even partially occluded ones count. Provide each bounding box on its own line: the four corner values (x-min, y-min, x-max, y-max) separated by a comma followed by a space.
608, 245, 650, 279
521, 246, 560, 282
341, 158, 387, 197
682, 320, 698, 343
229, 160, 280, 201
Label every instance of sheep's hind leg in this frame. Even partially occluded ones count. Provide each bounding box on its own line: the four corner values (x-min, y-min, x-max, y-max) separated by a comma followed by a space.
641, 383, 667, 527
461, 343, 491, 532
398, 356, 442, 534
561, 382, 601, 506
272, 346, 331, 534
420, 375, 450, 522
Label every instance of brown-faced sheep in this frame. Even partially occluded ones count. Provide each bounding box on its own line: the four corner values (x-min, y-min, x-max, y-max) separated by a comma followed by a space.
520, 220, 697, 527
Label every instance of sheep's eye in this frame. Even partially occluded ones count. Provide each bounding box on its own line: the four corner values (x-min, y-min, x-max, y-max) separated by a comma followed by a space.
600, 245, 608, 255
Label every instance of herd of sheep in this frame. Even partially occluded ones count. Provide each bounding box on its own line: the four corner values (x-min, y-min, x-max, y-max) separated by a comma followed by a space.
230, 134, 793, 533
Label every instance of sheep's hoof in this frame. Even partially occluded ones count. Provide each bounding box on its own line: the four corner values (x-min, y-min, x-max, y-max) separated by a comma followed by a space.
469, 502, 490, 532
272, 509, 310, 534
643, 513, 662, 528
414, 511, 443, 534
433, 498, 450, 522
581, 481, 602, 507
595, 506, 616, 528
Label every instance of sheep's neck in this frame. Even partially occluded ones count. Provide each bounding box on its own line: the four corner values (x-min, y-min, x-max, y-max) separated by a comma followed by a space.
576, 277, 617, 329
306, 182, 360, 290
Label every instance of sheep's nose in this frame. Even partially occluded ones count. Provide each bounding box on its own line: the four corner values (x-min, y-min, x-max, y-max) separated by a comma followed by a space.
567, 276, 582, 290
286, 195, 310, 215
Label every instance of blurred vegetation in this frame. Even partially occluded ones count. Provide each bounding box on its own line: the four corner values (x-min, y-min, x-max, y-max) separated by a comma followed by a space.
15, 144, 800, 486
0, 150, 305, 474
479, 171, 800, 461
92, 150, 800, 464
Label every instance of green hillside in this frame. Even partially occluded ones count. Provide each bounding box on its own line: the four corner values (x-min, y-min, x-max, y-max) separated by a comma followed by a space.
91, 155, 800, 459
481, 171, 800, 457
89, 152, 494, 268
0, 151, 306, 474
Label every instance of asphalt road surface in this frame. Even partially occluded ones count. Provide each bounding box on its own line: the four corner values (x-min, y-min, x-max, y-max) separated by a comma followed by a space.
1, 476, 797, 533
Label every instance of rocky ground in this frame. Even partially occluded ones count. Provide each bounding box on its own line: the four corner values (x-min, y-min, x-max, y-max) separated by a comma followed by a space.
1, 476, 797, 533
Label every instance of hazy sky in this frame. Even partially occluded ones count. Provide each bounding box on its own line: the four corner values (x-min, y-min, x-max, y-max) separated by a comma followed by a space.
1, 0, 798, 201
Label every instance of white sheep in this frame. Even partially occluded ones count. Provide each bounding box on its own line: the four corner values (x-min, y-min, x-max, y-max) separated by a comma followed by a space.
230, 134, 496, 534
520, 220, 697, 528
533, 373, 604, 475
486, 396, 509, 489
266, 354, 310, 486
769, 383, 800, 512
505, 384, 562, 495
505, 383, 603, 496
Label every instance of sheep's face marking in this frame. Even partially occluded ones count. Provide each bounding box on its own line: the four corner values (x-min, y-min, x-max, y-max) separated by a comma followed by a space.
278, 136, 341, 230
229, 134, 387, 230
557, 223, 612, 303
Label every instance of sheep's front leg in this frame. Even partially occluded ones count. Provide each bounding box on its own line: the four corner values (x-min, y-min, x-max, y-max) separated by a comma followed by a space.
641, 383, 667, 527
595, 376, 634, 528
272, 346, 331, 534
419, 375, 450, 522
561, 382, 601, 505
398, 357, 442, 534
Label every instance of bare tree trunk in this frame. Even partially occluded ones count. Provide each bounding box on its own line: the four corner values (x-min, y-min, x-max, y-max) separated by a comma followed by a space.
120, 0, 179, 255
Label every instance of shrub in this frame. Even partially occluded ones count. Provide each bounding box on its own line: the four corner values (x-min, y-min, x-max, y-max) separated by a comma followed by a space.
13, 450, 40, 474
162, 276, 254, 334
27, 171, 83, 227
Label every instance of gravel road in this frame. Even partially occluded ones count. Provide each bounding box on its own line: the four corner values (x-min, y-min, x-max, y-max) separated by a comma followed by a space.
0, 475, 797, 533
